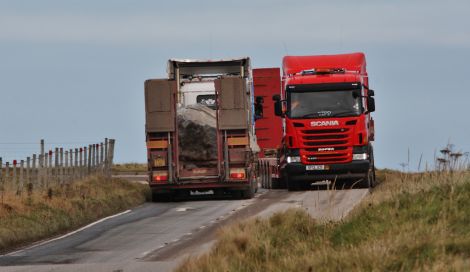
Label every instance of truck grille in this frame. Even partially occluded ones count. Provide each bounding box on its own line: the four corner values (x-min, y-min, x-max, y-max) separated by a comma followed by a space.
300, 127, 352, 164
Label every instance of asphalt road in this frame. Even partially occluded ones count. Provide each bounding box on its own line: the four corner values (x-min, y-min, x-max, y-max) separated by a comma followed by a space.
0, 185, 369, 272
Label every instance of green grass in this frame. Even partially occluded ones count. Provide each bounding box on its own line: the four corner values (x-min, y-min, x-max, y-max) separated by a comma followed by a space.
178, 170, 470, 271
0, 175, 150, 253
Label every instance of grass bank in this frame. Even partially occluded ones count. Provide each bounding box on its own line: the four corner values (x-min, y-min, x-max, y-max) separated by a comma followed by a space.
178, 170, 470, 271
0, 176, 149, 253
112, 163, 147, 174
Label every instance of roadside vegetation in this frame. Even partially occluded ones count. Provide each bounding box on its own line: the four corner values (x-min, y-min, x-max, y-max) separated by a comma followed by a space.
178, 168, 470, 271
112, 163, 147, 173
0, 175, 149, 253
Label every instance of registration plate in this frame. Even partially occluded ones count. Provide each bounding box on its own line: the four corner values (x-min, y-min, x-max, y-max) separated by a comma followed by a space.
154, 158, 166, 167
306, 165, 327, 170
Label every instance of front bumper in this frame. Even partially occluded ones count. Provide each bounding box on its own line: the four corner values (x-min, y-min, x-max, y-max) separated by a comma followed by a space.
283, 160, 370, 181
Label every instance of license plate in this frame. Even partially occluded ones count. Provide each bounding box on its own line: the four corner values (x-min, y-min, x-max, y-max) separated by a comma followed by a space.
306, 165, 326, 170
154, 158, 166, 167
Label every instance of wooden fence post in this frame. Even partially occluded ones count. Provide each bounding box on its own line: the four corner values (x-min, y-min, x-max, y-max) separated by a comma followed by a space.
59, 148, 64, 184
19, 160, 24, 195
104, 138, 109, 174
13, 160, 17, 192
92, 144, 96, 171
44, 153, 49, 188
108, 139, 115, 177
0, 157, 3, 203
5, 162, 10, 191
65, 150, 69, 183
100, 142, 104, 172
54, 148, 59, 185
39, 139, 44, 187
74, 148, 78, 179
88, 145, 92, 174
26, 157, 31, 188
84, 147, 88, 176
79, 148, 83, 178
32, 154, 37, 188
69, 149, 74, 181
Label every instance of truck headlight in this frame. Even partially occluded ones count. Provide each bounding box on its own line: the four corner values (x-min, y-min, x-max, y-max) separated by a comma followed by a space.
287, 156, 301, 163
352, 153, 368, 160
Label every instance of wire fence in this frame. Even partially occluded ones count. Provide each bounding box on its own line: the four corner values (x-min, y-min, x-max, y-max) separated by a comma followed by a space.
0, 138, 115, 197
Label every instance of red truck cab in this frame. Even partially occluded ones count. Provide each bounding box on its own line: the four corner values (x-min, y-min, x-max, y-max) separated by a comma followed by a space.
274, 53, 376, 190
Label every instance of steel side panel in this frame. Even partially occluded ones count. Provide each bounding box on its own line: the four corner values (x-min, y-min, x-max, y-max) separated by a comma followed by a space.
145, 79, 176, 132
215, 78, 249, 130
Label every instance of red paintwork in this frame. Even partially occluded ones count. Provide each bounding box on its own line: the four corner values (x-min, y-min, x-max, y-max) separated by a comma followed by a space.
253, 68, 283, 158
282, 52, 374, 165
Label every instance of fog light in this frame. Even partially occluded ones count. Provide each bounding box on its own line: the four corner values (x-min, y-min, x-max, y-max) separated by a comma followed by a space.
287, 156, 301, 163
353, 153, 368, 160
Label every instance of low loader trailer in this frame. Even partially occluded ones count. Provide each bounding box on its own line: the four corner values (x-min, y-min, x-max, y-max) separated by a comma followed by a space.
144, 58, 259, 200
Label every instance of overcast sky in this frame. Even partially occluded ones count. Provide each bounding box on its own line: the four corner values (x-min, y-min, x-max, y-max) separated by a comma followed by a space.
1, 0, 469, 170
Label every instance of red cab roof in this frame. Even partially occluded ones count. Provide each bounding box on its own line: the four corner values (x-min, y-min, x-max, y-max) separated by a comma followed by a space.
282, 52, 366, 76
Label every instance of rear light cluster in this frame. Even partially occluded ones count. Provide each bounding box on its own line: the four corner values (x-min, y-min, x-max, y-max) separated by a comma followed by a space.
152, 171, 168, 182
229, 168, 246, 180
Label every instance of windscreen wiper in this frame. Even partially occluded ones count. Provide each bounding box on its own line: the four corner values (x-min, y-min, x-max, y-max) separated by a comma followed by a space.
330, 111, 358, 117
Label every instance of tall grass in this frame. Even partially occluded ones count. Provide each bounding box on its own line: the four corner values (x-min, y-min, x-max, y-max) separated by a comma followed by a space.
178, 170, 470, 271
0, 175, 149, 253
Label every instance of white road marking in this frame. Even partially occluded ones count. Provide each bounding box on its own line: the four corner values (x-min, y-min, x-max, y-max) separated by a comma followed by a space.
5, 209, 132, 256
175, 207, 193, 212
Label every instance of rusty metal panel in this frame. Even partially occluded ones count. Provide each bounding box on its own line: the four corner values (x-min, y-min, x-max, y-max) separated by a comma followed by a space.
215, 77, 248, 129
145, 79, 176, 132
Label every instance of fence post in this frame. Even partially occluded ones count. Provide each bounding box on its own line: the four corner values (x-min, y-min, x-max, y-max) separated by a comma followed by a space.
69, 149, 74, 181
39, 139, 44, 187
19, 160, 24, 195
49, 150, 53, 188
100, 142, 104, 172
65, 150, 69, 183
84, 147, 88, 176
26, 157, 31, 187
104, 138, 109, 174
5, 162, 10, 191
74, 148, 78, 179
88, 145, 92, 174
0, 157, 3, 203
59, 148, 64, 184
108, 139, 115, 177
13, 160, 17, 193
32, 154, 37, 188
44, 153, 49, 188
54, 148, 59, 185
79, 148, 83, 178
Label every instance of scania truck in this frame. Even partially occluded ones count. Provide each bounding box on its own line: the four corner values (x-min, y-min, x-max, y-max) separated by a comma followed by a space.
271, 52, 376, 190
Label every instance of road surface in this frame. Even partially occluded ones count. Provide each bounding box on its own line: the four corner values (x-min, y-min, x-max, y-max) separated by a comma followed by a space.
0, 186, 369, 272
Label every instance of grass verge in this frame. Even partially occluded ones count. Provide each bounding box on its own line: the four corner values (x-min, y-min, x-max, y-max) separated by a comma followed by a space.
178, 170, 470, 271
112, 163, 147, 174
0, 175, 150, 253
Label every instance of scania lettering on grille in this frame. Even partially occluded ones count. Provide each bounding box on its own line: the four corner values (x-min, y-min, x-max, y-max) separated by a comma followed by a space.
311, 120, 339, 127
318, 147, 335, 151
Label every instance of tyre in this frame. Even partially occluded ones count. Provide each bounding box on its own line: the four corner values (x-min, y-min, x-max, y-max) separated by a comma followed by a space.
286, 176, 299, 191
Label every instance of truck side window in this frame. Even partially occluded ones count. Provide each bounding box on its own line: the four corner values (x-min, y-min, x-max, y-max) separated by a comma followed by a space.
255, 96, 264, 120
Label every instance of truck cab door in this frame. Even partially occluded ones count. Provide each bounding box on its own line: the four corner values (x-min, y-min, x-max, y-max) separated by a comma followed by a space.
144, 79, 176, 132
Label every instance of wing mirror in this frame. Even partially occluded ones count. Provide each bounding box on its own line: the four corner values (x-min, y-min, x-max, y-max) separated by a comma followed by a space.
272, 95, 284, 117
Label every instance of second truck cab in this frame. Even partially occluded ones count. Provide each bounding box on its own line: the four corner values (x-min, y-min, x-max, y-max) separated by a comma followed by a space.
274, 53, 376, 190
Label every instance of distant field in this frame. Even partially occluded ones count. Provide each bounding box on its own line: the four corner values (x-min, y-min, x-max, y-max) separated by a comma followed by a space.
112, 163, 147, 173
178, 169, 470, 271
0, 175, 150, 253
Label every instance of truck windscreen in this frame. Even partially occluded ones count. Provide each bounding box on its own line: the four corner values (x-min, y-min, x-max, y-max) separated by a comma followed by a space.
287, 90, 362, 118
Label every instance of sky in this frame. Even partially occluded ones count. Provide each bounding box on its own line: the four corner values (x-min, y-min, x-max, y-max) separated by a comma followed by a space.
1, 0, 469, 170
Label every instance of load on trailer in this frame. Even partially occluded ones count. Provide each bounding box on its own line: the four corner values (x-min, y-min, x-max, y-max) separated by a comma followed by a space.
256, 53, 376, 190
144, 58, 258, 200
